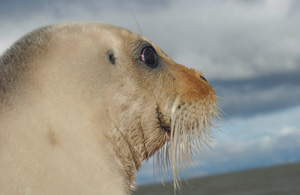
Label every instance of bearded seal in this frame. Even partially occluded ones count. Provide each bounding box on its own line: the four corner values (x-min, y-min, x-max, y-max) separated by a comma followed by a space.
0, 22, 219, 195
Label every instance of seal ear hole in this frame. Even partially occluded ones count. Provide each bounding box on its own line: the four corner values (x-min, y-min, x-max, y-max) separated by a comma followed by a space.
107, 51, 116, 65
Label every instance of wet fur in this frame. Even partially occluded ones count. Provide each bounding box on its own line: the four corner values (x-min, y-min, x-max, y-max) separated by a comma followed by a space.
0, 22, 219, 194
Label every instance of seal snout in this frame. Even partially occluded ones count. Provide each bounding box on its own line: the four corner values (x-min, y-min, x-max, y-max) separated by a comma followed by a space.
170, 63, 216, 104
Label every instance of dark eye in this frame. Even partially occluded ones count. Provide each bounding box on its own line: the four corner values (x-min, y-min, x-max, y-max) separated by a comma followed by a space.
140, 46, 158, 68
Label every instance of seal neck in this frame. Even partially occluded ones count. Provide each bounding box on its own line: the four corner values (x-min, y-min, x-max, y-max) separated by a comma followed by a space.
107, 122, 146, 190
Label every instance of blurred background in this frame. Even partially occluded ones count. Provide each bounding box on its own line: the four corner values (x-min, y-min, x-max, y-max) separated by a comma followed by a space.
1, 0, 299, 193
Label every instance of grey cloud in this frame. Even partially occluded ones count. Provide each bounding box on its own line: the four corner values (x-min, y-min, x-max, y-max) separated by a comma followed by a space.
289, 0, 300, 17
173, 18, 300, 80
0, 0, 171, 18
211, 71, 300, 117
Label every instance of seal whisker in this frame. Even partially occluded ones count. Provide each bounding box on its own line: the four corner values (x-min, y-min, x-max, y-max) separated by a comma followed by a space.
153, 100, 220, 191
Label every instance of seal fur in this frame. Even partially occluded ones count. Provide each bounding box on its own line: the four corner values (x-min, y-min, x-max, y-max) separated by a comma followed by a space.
0, 22, 219, 194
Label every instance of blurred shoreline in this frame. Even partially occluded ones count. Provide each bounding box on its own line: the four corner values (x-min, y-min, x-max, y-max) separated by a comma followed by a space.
134, 162, 300, 195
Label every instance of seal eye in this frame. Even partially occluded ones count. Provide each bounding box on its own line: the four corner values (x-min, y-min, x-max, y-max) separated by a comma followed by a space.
140, 46, 158, 68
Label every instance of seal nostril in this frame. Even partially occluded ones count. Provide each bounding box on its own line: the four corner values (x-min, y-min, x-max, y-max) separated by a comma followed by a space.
200, 75, 207, 82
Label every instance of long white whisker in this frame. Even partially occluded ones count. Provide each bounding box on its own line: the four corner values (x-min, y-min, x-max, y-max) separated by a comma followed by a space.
153, 100, 220, 192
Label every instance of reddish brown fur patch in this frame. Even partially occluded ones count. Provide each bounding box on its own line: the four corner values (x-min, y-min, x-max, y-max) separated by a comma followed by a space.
47, 129, 59, 146
171, 63, 215, 102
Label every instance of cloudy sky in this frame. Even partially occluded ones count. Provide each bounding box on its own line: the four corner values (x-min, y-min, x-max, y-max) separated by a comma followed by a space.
1, 0, 299, 186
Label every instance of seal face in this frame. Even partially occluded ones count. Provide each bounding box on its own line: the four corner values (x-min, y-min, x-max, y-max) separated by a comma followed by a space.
0, 22, 220, 194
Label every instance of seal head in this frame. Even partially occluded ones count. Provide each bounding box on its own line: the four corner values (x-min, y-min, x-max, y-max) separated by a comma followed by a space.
0, 22, 219, 194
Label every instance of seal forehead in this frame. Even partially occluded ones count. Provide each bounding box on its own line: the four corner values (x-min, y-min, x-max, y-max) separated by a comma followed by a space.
50, 23, 145, 58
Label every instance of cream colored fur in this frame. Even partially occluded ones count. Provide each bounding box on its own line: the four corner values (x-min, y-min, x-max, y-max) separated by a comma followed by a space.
0, 22, 219, 195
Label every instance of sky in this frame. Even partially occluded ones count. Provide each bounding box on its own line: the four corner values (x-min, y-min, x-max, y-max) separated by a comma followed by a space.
1, 0, 299, 186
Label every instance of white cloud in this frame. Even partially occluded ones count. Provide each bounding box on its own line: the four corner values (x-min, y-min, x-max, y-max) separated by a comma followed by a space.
278, 126, 298, 136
